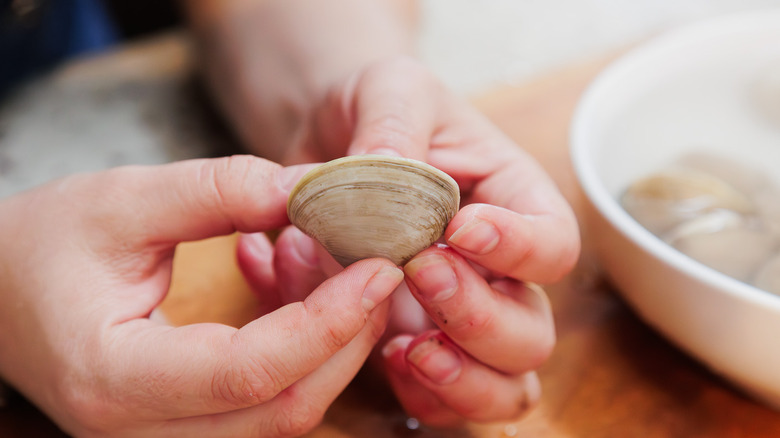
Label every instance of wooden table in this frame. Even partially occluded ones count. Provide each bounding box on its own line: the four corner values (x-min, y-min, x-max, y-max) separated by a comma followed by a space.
2, 35, 780, 437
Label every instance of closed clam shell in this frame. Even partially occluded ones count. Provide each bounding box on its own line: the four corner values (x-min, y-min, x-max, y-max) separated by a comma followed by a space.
666, 211, 777, 282
621, 168, 755, 235
287, 155, 460, 267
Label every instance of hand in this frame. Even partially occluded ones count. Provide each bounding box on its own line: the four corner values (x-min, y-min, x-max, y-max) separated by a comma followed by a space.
238, 57, 580, 427
0, 156, 404, 437
189, 0, 416, 164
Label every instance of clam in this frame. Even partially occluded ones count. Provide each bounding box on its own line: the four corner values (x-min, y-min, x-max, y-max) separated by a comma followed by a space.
287, 155, 460, 267
663, 209, 745, 243
622, 153, 780, 294
665, 211, 777, 282
621, 169, 755, 235
677, 152, 770, 196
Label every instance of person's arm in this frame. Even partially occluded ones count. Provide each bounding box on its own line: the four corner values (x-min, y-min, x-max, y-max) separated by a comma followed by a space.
181, 0, 418, 163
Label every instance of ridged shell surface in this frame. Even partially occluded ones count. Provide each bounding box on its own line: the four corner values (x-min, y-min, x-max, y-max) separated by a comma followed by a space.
287, 155, 460, 267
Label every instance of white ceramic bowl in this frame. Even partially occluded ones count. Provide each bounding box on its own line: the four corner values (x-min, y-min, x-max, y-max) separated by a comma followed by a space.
571, 10, 780, 407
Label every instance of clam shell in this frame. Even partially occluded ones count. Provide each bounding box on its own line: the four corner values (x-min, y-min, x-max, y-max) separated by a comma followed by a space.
621, 169, 755, 235
666, 211, 777, 282
287, 155, 460, 267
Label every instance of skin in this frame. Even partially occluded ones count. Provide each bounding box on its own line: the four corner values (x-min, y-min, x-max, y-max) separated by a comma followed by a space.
0, 157, 404, 437
186, 0, 581, 429
234, 58, 580, 428
0, 0, 580, 436
184, 0, 417, 165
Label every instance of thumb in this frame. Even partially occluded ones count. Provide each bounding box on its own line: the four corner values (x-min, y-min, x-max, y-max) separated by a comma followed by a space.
345, 58, 439, 160
109, 258, 404, 419
83, 155, 314, 246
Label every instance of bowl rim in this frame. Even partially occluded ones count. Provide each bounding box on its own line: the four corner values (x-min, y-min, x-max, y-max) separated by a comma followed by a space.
570, 8, 780, 312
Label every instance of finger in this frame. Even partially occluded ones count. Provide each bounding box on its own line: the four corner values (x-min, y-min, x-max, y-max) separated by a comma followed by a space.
345, 57, 441, 160
446, 202, 580, 284
236, 232, 282, 315
403, 245, 555, 374
382, 335, 465, 428
427, 120, 579, 283
273, 226, 329, 304
84, 156, 316, 246
386, 281, 436, 337
237, 233, 276, 292
151, 301, 392, 438
104, 259, 403, 419
248, 299, 390, 436
402, 331, 542, 423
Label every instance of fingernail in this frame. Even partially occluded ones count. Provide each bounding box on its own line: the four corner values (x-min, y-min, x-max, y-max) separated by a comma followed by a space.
290, 229, 319, 268
278, 165, 312, 192
362, 266, 404, 311
382, 335, 414, 375
448, 218, 500, 255
404, 254, 458, 302
382, 335, 413, 359
407, 336, 462, 385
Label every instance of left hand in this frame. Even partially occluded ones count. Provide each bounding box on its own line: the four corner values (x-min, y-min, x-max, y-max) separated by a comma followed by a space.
0, 157, 402, 437
237, 56, 580, 427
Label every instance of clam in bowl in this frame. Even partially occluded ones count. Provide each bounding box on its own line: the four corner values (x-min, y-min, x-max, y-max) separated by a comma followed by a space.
570, 10, 780, 407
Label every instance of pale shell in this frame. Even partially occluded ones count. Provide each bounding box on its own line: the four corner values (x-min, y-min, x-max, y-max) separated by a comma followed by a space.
287, 155, 460, 267
666, 212, 777, 282
621, 169, 755, 235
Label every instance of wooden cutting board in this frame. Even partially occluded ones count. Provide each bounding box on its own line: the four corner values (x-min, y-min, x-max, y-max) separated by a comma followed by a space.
2, 35, 780, 437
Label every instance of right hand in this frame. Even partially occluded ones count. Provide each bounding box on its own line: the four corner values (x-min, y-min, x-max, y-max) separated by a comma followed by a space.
237, 57, 578, 427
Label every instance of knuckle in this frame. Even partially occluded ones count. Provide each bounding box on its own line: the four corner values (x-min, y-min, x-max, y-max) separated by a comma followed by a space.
212, 338, 283, 406
366, 311, 389, 341
198, 155, 260, 214
448, 307, 496, 340
468, 378, 541, 423
354, 56, 443, 155
523, 298, 557, 371
364, 113, 418, 151
273, 394, 326, 437
212, 365, 274, 407
558, 232, 582, 277
509, 324, 556, 375
507, 242, 537, 280
513, 338, 555, 375
530, 218, 581, 283
305, 301, 365, 354
531, 326, 556, 368
448, 385, 536, 423
57, 383, 114, 435
75, 169, 138, 234
320, 319, 357, 352
446, 386, 497, 421
537, 240, 580, 285
514, 387, 540, 418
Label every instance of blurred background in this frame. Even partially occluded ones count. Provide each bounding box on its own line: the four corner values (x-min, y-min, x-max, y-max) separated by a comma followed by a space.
419, 0, 780, 94
1, 0, 778, 197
